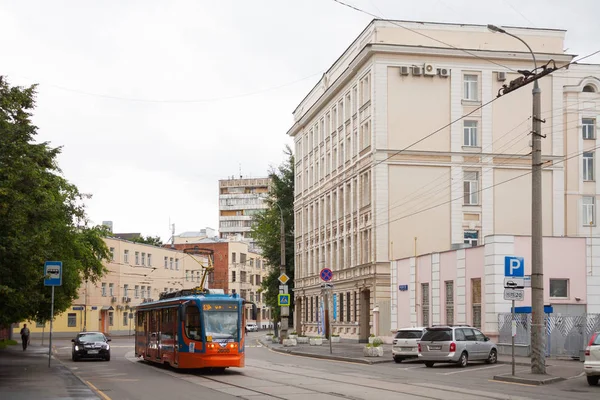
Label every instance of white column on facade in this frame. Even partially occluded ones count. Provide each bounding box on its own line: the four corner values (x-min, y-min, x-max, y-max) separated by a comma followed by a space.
450, 68, 464, 245
455, 249, 467, 324
409, 257, 417, 326
431, 253, 441, 326
481, 70, 494, 242
391, 260, 398, 330
484, 235, 514, 335
586, 237, 600, 313
552, 75, 565, 236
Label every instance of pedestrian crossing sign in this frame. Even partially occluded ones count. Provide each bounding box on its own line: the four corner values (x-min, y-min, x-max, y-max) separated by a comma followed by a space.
278, 294, 290, 306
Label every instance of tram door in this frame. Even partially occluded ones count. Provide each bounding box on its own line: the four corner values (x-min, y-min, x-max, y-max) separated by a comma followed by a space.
149, 310, 159, 360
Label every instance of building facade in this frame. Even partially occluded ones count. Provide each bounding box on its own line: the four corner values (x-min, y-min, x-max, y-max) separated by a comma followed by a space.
288, 19, 600, 340
15, 237, 204, 337
219, 177, 271, 250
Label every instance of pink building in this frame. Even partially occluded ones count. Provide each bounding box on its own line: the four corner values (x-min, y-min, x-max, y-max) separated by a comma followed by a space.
392, 235, 600, 342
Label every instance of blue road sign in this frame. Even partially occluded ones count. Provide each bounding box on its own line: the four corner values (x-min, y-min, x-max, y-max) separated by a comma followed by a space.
44, 261, 62, 286
398, 285, 408, 291
320, 268, 333, 282
278, 294, 290, 306
504, 256, 524, 277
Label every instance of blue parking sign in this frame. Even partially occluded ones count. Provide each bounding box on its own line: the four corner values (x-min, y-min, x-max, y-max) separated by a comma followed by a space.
504, 256, 524, 277
44, 261, 62, 286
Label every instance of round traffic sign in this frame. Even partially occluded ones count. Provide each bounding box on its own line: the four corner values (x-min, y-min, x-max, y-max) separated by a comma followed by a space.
320, 268, 333, 282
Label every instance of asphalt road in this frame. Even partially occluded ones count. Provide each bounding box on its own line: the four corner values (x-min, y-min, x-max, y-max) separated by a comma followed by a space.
52, 333, 599, 400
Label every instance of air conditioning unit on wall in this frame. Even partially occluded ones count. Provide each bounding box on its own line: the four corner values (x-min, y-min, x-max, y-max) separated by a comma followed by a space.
412, 66, 422, 76
438, 68, 450, 77
424, 63, 436, 76
400, 66, 410, 75
497, 71, 507, 81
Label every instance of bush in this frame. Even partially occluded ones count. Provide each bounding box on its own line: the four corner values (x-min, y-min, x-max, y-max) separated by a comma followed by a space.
0, 339, 18, 349
371, 337, 383, 347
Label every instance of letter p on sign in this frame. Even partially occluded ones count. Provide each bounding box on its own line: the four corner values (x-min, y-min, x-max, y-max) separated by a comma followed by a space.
504, 256, 524, 277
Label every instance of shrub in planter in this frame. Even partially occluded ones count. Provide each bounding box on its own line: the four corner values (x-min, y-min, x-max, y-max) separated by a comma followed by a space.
283, 338, 297, 347
309, 336, 323, 346
297, 335, 309, 344
331, 334, 341, 343
363, 344, 384, 357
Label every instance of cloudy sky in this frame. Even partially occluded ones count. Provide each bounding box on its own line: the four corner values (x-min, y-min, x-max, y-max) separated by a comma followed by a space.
2, 0, 598, 242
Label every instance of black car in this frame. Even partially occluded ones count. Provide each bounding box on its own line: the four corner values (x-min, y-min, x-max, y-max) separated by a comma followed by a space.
71, 332, 111, 361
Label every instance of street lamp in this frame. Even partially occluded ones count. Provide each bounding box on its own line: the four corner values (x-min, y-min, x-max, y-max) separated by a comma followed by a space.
488, 24, 545, 374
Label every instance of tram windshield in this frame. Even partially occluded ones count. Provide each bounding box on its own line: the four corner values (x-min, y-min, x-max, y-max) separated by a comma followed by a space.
203, 303, 239, 341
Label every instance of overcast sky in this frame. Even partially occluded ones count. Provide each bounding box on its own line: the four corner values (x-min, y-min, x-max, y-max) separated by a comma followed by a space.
2, 0, 598, 242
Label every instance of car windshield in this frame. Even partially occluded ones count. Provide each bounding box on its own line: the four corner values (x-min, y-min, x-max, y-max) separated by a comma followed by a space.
593, 333, 600, 346
78, 333, 105, 342
395, 330, 423, 339
421, 329, 452, 342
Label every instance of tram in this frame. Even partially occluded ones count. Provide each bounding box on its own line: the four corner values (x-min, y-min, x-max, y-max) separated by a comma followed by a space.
135, 247, 245, 370
135, 287, 246, 369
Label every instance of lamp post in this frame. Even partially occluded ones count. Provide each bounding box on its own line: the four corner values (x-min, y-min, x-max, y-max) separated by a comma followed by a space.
488, 24, 545, 374
274, 202, 289, 341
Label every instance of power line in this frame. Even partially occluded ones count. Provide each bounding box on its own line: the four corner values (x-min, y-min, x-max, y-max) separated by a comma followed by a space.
502, 0, 536, 26
331, 0, 517, 72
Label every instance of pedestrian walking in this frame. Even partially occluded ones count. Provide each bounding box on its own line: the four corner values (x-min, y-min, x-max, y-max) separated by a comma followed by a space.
20, 324, 30, 351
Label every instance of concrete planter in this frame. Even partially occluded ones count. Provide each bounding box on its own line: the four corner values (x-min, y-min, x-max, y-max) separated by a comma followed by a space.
297, 336, 309, 344
309, 337, 323, 346
331, 336, 341, 343
288, 334, 298, 340
265, 335, 274, 342
363, 346, 384, 357
283, 338, 297, 347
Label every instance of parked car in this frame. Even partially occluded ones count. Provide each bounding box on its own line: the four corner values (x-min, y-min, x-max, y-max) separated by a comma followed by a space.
418, 325, 497, 368
245, 323, 258, 333
71, 331, 111, 361
584, 331, 600, 386
392, 327, 426, 363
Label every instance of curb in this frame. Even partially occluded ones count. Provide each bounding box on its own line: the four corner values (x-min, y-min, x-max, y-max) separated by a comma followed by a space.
259, 339, 394, 365
51, 350, 104, 399
497, 360, 531, 367
492, 374, 566, 386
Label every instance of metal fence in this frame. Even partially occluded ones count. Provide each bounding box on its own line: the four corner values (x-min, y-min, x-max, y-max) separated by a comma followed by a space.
498, 313, 600, 358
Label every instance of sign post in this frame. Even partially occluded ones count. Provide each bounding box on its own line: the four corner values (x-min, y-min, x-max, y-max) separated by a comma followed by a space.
504, 256, 524, 376
44, 261, 62, 368
320, 268, 333, 355
278, 273, 290, 342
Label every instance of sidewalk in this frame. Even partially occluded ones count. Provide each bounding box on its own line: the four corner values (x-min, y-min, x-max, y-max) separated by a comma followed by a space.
258, 335, 585, 374
0, 341, 100, 399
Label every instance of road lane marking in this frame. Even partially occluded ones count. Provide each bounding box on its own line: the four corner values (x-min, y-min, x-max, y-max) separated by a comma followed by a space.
438, 364, 504, 375
86, 380, 112, 400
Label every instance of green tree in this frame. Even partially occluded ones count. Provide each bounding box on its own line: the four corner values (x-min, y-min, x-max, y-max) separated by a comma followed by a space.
251, 146, 294, 327
0, 76, 110, 327
130, 235, 163, 247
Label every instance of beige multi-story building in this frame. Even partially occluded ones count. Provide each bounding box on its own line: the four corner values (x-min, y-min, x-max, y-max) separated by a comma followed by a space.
288, 19, 600, 340
219, 177, 271, 250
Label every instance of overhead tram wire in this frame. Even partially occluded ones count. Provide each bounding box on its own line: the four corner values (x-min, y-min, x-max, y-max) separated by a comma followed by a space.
331, 0, 517, 72
380, 142, 600, 229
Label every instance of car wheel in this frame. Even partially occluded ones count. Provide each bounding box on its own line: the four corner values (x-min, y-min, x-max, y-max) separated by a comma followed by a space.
424, 362, 435, 368
485, 349, 497, 364
394, 357, 402, 364
587, 375, 599, 386
72, 353, 79, 362
457, 352, 468, 368
104, 353, 111, 361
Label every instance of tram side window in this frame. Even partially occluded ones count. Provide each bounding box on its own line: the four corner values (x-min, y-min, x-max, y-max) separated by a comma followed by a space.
136, 312, 146, 335
162, 308, 175, 340
185, 305, 202, 341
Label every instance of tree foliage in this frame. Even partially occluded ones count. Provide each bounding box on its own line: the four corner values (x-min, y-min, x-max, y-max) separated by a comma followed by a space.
0, 76, 110, 326
130, 235, 163, 247
251, 146, 294, 322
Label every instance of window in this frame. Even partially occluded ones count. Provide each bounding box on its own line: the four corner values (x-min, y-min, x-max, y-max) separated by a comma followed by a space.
170, 257, 173, 269
123, 312, 128, 326
134, 285, 140, 298
232, 270, 236, 282
175, 258, 179, 270
584, 152, 595, 181
232, 252, 236, 263
583, 118, 596, 140
240, 253, 247, 264
583, 84, 596, 93
360, 73, 371, 104
101, 283, 107, 297
463, 74, 478, 101
164, 256, 168, 268
339, 293, 344, 322
583, 196, 596, 226
124, 284, 129, 298
68, 313, 76, 327
141, 252, 146, 266
463, 121, 478, 147
346, 292, 351, 322
109, 312, 114, 326
135, 251, 139, 265
421, 283, 430, 327
147, 286, 151, 298
109, 283, 114, 297
109, 247, 115, 261
360, 119, 371, 149
185, 270, 189, 281
147, 254, 152, 266
550, 279, 569, 298
472, 278, 481, 329
463, 171, 479, 205
464, 230, 479, 246
445, 281, 454, 325
124, 250, 129, 264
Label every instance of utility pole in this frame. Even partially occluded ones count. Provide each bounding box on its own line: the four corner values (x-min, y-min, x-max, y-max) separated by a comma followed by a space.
276, 202, 289, 342
489, 24, 552, 374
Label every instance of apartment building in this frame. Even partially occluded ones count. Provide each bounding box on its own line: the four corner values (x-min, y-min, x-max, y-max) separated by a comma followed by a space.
288, 19, 600, 340
16, 237, 203, 337
173, 239, 273, 328
219, 177, 271, 250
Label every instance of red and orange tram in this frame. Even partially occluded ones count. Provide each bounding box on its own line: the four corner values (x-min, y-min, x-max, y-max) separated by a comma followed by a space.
135, 287, 245, 370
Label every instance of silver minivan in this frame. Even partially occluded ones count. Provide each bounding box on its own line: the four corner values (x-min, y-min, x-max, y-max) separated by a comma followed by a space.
418, 325, 498, 368
392, 327, 426, 363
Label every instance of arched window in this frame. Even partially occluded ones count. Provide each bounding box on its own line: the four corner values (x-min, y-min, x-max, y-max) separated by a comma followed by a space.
583, 84, 596, 93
